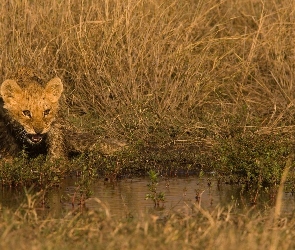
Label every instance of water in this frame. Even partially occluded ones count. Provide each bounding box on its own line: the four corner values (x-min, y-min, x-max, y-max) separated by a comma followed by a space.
1, 174, 295, 217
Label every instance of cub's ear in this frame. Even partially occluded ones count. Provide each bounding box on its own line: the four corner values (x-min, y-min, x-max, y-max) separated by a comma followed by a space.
0, 80, 22, 106
45, 77, 63, 103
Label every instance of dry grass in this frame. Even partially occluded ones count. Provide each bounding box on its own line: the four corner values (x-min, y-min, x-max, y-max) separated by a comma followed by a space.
1, 0, 294, 141
1, 188, 295, 250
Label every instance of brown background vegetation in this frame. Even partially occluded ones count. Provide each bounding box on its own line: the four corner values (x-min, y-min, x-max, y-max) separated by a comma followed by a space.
0, 0, 294, 142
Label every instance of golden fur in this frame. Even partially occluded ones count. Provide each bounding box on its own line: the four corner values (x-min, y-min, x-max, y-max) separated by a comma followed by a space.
0, 68, 65, 159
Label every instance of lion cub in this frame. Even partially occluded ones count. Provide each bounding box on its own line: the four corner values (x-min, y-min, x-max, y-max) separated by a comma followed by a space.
0, 68, 65, 159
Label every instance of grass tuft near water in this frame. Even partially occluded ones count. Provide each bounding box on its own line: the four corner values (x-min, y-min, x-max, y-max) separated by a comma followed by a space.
0, 189, 295, 250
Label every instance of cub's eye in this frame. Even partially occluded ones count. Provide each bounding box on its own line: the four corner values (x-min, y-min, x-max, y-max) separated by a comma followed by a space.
43, 109, 51, 117
22, 110, 32, 118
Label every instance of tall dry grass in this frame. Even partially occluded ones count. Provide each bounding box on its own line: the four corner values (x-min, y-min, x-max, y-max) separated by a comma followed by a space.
0, 0, 294, 139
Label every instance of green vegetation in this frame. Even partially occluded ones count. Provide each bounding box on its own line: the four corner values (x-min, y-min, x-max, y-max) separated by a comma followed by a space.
0, 0, 295, 248
145, 169, 165, 207
0, 154, 65, 187
214, 132, 294, 188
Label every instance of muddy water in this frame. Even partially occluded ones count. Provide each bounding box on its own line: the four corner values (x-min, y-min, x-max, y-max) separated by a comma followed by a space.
1, 175, 295, 217
45, 175, 233, 217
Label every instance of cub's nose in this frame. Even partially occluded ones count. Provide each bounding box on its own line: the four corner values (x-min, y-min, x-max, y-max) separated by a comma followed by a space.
33, 127, 44, 134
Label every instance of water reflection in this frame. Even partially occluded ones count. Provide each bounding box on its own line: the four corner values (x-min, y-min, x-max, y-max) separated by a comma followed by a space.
1, 175, 295, 217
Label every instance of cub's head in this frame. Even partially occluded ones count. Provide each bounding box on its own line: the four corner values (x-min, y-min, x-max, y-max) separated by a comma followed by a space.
0, 77, 63, 145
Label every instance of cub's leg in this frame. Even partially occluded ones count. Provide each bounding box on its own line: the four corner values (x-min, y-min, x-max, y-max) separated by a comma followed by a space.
46, 123, 66, 159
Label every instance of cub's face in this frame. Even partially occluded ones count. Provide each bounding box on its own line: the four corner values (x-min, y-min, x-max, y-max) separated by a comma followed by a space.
0, 78, 63, 145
